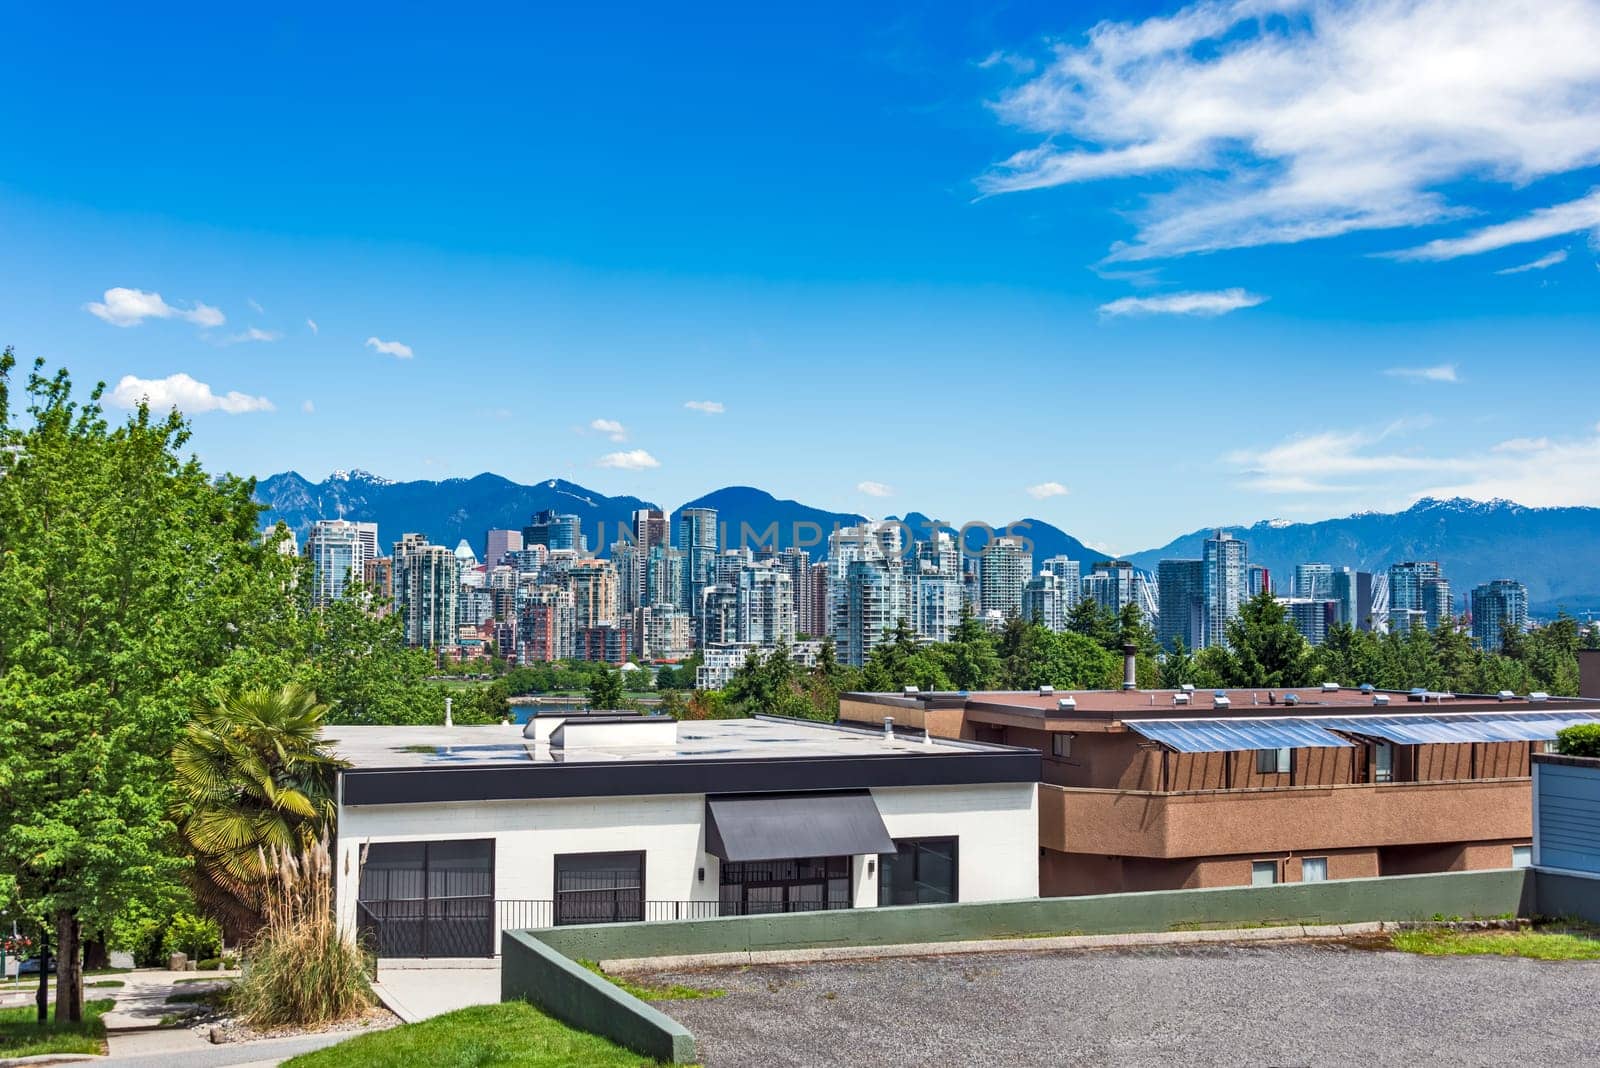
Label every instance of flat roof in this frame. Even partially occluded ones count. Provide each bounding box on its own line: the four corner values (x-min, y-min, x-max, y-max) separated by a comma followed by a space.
326, 715, 1013, 772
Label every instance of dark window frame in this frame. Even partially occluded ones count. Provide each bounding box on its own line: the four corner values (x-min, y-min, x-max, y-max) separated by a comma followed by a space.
1255, 747, 1291, 775
357, 838, 496, 958
878, 836, 960, 907
553, 850, 646, 926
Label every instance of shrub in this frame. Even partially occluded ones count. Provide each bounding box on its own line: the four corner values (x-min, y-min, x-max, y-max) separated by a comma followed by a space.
197, 959, 222, 971
163, 913, 222, 962
231, 835, 372, 1028
1556, 723, 1600, 758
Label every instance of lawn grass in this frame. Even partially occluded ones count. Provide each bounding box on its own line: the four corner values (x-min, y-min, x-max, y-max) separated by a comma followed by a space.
0, 997, 114, 1058
579, 960, 724, 1002
87, 979, 125, 989
281, 1001, 673, 1068
1391, 926, 1600, 961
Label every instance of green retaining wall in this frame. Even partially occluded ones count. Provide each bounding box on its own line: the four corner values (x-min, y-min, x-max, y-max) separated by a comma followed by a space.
529, 869, 1532, 964
1532, 869, 1600, 923
500, 929, 695, 1064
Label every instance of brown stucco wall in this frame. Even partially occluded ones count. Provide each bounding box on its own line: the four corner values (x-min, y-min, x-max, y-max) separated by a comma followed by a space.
1043, 846, 1384, 896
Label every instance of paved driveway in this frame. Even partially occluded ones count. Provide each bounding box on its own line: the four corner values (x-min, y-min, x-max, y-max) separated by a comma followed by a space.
371, 962, 502, 1022
654, 942, 1600, 1067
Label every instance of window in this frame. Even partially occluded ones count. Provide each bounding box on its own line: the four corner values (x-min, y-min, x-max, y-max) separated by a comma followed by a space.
720, 856, 852, 915
1250, 861, 1278, 887
1256, 748, 1290, 775
879, 838, 959, 907
1301, 857, 1328, 883
1512, 845, 1532, 869
1374, 742, 1394, 784
357, 839, 495, 957
1051, 734, 1072, 760
554, 851, 644, 925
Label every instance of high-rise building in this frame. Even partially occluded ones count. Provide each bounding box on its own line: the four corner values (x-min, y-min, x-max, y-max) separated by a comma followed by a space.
1293, 563, 1334, 601
1039, 556, 1081, 611
1471, 579, 1528, 651
911, 532, 963, 643
1388, 561, 1450, 634
716, 547, 754, 588
611, 540, 642, 615
1247, 564, 1272, 598
518, 585, 574, 662
700, 585, 739, 646
1086, 560, 1136, 614
779, 548, 815, 636
808, 560, 830, 642
1203, 531, 1247, 648
737, 564, 795, 646
645, 545, 685, 611
1278, 597, 1340, 645
828, 522, 912, 666
523, 509, 584, 553
484, 528, 524, 570
978, 537, 1031, 619
1157, 559, 1205, 651
304, 519, 377, 607
1330, 568, 1374, 630
576, 623, 630, 665
634, 602, 691, 661
569, 558, 618, 631
677, 507, 718, 625
393, 533, 459, 649
363, 556, 393, 615
1021, 571, 1070, 631
631, 508, 667, 554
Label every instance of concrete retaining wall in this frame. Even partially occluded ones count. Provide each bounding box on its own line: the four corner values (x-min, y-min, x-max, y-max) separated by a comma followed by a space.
500, 929, 695, 1064
528, 868, 1531, 964
1532, 869, 1600, 923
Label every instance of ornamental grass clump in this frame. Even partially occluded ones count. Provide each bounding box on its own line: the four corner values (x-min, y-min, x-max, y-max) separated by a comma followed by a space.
232, 836, 372, 1028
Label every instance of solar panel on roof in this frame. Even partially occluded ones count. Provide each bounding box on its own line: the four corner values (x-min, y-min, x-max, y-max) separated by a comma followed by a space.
1122, 717, 1355, 754
1312, 711, 1600, 746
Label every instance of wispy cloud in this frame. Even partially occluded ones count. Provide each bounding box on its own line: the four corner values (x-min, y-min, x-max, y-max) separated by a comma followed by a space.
1026, 481, 1069, 499
223, 327, 281, 345
1099, 289, 1266, 318
247, 298, 265, 315
85, 287, 224, 328
302, 400, 316, 414
1494, 249, 1570, 275
108, 373, 273, 415
1392, 191, 1600, 262
1383, 364, 1459, 383
857, 481, 894, 497
597, 449, 660, 470
306, 317, 319, 335
590, 418, 628, 442
981, 1, 1600, 261
365, 336, 414, 359
684, 400, 725, 414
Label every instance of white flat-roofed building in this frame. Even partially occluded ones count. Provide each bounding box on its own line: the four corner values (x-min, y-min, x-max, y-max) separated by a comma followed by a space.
329, 715, 1039, 958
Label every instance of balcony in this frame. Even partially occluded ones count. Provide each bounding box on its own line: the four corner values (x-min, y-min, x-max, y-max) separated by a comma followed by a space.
1040, 777, 1533, 859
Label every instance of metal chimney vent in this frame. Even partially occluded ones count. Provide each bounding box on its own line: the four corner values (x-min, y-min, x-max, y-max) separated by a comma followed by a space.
1322, 682, 1340, 692
1038, 685, 1055, 696
1057, 696, 1077, 712
1373, 694, 1390, 706
1174, 692, 1191, 706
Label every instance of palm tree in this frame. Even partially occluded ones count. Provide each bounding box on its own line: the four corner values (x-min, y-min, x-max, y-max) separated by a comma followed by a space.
171, 684, 346, 939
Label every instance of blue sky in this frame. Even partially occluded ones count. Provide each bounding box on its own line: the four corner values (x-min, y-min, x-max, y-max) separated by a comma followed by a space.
4, 0, 1599, 552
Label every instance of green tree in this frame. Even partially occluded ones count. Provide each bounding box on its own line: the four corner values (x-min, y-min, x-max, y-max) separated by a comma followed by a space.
1159, 637, 1195, 689
1065, 597, 1118, 651
586, 665, 625, 709
1222, 590, 1316, 687
171, 685, 346, 939
0, 353, 285, 1021
944, 605, 1000, 691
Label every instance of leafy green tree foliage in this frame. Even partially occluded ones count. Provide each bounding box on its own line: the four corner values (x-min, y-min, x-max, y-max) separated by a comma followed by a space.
858, 619, 952, 694
1066, 597, 1118, 650
1159, 637, 1195, 689
1222, 590, 1317, 687
1556, 723, 1600, 757
0, 353, 282, 1021
171, 685, 345, 939
653, 653, 702, 690
944, 605, 1000, 691
996, 620, 1120, 690
586, 665, 626, 709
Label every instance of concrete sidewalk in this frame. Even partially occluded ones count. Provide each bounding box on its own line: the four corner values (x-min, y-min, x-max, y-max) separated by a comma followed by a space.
370, 962, 501, 1023
100, 969, 240, 1059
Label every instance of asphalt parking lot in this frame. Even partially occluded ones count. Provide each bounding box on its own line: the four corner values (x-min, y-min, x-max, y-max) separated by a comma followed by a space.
652, 941, 1600, 1067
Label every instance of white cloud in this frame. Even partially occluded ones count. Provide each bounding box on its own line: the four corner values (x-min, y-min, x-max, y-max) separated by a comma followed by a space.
684, 400, 725, 414
857, 481, 894, 497
1026, 481, 1070, 499
981, 1, 1600, 261
1494, 250, 1570, 275
1493, 436, 1551, 452
1383, 364, 1459, 383
306, 317, 319, 334
590, 418, 628, 442
1393, 191, 1600, 261
1099, 289, 1266, 317
597, 449, 660, 470
108, 373, 273, 415
302, 400, 316, 414
85, 287, 225, 328
365, 336, 414, 359
247, 298, 264, 315
224, 327, 281, 344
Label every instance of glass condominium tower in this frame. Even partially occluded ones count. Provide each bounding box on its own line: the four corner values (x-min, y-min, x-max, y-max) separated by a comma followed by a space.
677, 506, 718, 625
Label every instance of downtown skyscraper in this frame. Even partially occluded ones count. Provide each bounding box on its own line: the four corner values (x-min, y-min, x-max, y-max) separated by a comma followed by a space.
1203, 531, 1247, 649
1471, 579, 1528, 652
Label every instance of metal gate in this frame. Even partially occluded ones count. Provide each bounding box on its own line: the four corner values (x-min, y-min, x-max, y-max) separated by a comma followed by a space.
356, 839, 495, 958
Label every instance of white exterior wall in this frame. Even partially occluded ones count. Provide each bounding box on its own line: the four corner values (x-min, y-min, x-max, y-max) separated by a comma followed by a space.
335, 779, 1038, 951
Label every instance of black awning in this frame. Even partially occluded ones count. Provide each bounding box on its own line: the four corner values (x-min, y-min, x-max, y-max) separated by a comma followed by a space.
704, 791, 897, 863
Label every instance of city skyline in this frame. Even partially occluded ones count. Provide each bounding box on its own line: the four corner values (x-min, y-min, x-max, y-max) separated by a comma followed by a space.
5, 3, 1600, 550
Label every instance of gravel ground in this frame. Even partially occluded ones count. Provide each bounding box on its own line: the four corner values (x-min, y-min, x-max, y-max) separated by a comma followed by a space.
651, 941, 1600, 1067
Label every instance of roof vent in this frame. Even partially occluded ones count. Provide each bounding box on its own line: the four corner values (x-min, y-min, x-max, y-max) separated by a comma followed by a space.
1359, 683, 1375, 694
1038, 685, 1055, 696
1373, 694, 1391, 706
1181, 684, 1196, 693
1057, 696, 1077, 712
1284, 692, 1300, 706
1529, 691, 1550, 703
883, 715, 895, 736
1322, 682, 1340, 692
902, 685, 919, 695
1214, 694, 1232, 709
1497, 690, 1515, 701
1174, 692, 1191, 706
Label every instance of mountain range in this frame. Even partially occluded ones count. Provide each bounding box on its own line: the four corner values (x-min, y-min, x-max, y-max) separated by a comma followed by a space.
256, 472, 1600, 614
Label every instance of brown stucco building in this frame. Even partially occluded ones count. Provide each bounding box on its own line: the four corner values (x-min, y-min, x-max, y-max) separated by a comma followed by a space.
840, 676, 1600, 896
